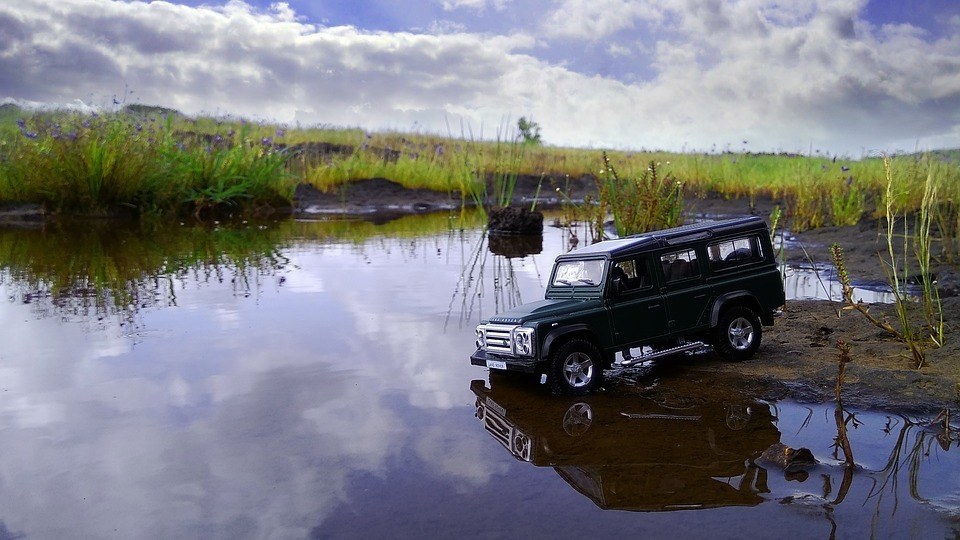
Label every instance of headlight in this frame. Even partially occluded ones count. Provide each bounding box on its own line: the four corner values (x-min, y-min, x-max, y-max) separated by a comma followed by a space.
475, 326, 485, 349
512, 327, 535, 356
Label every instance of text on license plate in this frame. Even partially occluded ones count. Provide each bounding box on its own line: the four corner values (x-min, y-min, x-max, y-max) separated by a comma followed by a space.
486, 360, 507, 370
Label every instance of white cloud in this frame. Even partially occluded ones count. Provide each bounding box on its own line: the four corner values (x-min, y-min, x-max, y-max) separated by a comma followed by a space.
542, 0, 663, 40
0, 0, 958, 155
439, 0, 510, 12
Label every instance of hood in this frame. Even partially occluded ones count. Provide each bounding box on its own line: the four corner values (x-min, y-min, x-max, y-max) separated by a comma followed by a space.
488, 298, 600, 325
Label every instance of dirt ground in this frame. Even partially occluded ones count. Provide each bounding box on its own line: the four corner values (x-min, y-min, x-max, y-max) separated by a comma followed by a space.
297, 179, 959, 413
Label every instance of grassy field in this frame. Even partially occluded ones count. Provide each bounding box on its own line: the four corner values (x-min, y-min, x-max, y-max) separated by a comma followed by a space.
0, 104, 957, 240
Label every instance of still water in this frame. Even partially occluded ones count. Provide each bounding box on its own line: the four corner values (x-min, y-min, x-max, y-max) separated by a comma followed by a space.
0, 212, 956, 539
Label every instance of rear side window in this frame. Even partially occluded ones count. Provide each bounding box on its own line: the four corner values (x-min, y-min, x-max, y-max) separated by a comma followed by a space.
660, 249, 699, 282
708, 236, 764, 271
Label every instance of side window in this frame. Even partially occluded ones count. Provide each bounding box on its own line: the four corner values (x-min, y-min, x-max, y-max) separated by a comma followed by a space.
708, 236, 764, 271
612, 258, 652, 291
660, 249, 699, 283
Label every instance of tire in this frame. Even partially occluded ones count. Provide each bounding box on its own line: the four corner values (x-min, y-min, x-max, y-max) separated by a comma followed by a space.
550, 339, 603, 395
713, 306, 762, 361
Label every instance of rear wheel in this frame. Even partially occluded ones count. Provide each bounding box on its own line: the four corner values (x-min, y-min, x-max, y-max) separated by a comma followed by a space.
551, 339, 603, 395
714, 306, 762, 361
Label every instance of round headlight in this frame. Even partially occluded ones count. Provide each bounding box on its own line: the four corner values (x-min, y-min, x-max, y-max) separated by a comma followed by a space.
513, 328, 533, 356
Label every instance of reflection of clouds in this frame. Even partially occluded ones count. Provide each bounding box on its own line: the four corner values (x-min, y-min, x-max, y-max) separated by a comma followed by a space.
415, 423, 511, 490
212, 307, 243, 332
0, 232, 534, 537
284, 271, 326, 294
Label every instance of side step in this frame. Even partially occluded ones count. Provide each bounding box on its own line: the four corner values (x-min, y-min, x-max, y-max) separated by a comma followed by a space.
615, 341, 708, 368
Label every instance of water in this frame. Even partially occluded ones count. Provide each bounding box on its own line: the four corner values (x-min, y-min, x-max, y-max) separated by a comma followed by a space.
0, 212, 955, 539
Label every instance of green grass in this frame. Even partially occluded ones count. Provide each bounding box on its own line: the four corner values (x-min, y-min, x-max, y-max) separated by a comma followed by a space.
1, 105, 958, 239
0, 108, 297, 217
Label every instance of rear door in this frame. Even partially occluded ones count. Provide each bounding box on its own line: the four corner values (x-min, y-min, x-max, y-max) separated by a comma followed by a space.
657, 247, 712, 334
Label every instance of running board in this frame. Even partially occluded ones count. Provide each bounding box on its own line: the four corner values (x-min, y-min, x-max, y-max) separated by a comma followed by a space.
615, 341, 708, 368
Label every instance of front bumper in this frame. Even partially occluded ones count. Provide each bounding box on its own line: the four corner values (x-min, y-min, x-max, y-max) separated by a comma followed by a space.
470, 349, 539, 373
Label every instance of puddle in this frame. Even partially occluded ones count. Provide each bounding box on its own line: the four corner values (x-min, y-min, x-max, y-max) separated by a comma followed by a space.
471, 372, 960, 536
783, 263, 911, 303
0, 210, 954, 538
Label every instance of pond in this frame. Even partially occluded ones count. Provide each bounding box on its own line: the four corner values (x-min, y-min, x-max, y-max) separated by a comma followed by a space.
0, 210, 956, 539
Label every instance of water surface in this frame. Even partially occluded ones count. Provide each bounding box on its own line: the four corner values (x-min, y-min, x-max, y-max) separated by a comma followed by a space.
0, 212, 955, 539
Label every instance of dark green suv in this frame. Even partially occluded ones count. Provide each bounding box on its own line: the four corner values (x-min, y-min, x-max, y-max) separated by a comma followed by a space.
470, 216, 786, 394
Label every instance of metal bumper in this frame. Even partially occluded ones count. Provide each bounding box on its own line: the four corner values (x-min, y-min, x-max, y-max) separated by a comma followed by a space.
470, 349, 539, 373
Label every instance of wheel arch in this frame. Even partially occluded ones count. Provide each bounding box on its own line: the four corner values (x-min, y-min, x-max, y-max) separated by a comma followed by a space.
542, 324, 601, 359
710, 292, 764, 327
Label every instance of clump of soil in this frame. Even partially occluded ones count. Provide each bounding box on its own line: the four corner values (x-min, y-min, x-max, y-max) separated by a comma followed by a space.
487, 206, 543, 235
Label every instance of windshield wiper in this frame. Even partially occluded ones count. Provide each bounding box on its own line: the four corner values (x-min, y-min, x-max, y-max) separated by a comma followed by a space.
575, 279, 596, 285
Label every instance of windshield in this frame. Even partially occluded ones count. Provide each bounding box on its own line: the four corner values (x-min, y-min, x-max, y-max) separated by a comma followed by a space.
552, 259, 606, 287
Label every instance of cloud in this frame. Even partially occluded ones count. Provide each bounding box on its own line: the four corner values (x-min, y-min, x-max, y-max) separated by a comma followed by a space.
0, 0, 958, 155
438, 0, 510, 12
542, 0, 663, 40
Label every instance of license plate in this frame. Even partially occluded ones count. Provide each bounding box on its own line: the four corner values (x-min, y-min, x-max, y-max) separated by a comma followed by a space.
486, 360, 507, 370
485, 397, 507, 417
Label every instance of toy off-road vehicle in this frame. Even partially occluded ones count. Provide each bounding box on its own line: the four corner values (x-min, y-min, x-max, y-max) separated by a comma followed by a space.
470, 216, 785, 394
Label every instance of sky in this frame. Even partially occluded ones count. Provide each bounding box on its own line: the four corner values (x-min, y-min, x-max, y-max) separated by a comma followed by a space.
1, 0, 959, 156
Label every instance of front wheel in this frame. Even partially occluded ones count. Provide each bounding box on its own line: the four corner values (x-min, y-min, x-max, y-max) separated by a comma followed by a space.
713, 306, 762, 361
550, 339, 603, 395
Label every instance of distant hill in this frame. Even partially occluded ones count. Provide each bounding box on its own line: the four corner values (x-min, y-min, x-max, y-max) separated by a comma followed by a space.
122, 103, 182, 117
924, 148, 960, 163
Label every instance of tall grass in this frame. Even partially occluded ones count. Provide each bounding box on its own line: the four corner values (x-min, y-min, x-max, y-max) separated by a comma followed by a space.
2, 105, 960, 233
0, 109, 296, 217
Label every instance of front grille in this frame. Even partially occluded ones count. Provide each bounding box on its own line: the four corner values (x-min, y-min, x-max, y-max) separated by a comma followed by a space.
481, 323, 516, 354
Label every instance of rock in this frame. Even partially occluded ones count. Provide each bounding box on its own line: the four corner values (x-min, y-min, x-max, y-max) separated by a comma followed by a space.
759, 443, 817, 470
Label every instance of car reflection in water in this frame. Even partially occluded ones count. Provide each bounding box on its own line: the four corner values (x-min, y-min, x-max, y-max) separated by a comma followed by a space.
471, 374, 782, 511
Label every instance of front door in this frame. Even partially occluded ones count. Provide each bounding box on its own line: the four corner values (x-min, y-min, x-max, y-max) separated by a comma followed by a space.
607, 256, 669, 348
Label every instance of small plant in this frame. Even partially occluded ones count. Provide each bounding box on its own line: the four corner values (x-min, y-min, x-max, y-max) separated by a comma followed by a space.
830, 242, 925, 367
601, 154, 684, 238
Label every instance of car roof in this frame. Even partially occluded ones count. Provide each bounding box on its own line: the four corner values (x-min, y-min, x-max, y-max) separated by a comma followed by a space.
556, 216, 768, 260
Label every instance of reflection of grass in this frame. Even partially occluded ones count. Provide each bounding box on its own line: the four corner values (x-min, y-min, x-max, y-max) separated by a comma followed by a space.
0, 209, 487, 320
0, 221, 289, 320
286, 208, 486, 243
